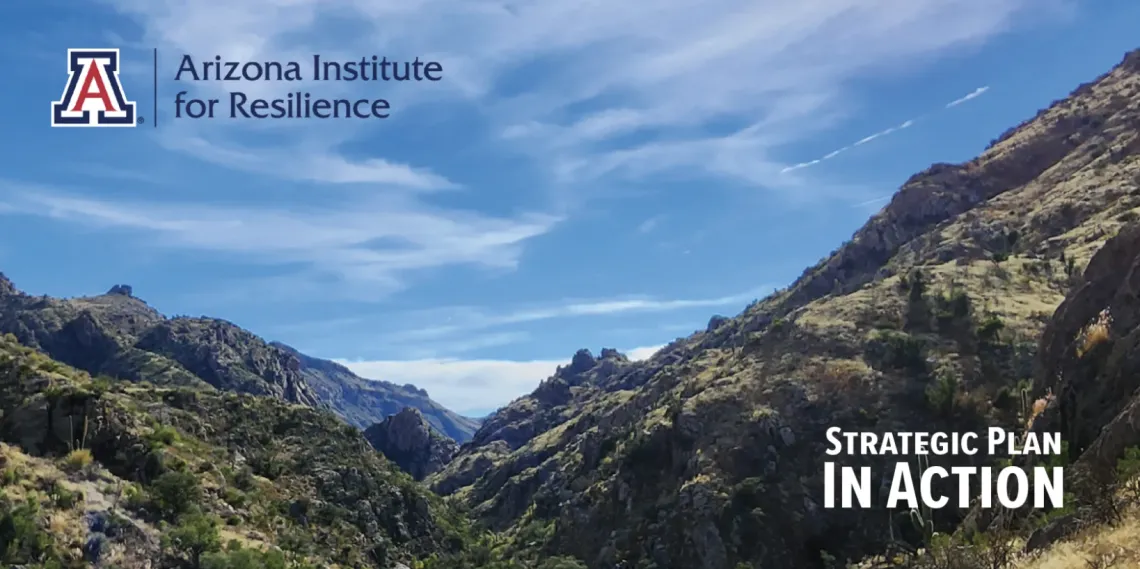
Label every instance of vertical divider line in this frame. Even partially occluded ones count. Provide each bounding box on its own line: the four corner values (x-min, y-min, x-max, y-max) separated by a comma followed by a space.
153, 48, 157, 128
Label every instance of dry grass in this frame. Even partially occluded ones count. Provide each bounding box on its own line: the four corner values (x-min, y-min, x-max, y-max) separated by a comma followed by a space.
1077, 309, 1113, 358
808, 359, 872, 397
1027, 392, 1055, 432
63, 448, 93, 472
1014, 511, 1140, 569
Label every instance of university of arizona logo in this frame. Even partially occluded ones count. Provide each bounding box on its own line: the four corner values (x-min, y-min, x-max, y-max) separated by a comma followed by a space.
51, 49, 137, 127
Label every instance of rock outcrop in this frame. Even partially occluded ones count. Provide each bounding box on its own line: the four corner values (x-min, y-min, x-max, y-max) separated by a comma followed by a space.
364, 407, 459, 480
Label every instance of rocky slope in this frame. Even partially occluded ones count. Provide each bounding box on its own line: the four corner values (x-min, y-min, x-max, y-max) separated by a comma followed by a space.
428, 48, 1140, 569
958, 220, 1140, 552
365, 408, 460, 481
0, 333, 479, 568
1033, 224, 1140, 478
0, 279, 476, 442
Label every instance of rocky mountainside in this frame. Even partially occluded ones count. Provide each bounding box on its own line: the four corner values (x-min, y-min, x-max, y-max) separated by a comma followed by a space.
0, 333, 480, 568
958, 220, 1140, 553
365, 408, 460, 481
0, 279, 477, 442
427, 48, 1140, 568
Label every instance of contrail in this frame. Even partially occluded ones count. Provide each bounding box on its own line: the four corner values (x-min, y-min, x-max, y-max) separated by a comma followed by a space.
781, 86, 990, 174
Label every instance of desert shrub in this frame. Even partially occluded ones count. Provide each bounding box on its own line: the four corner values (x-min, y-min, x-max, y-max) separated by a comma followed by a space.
925, 371, 960, 418
992, 387, 1015, 413
148, 425, 181, 447
150, 470, 201, 520
222, 486, 247, 509
231, 466, 256, 491
975, 315, 1004, 346
538, 557, 588, 569
201, 540, 293, 568
47, 480, 78, 509
1116, 446, 1140, 503
0, 498, 53, 563
1, 467, 22, 486
865, 330, 927, 374
930, 289, 973, 337
163, 511, 221, 568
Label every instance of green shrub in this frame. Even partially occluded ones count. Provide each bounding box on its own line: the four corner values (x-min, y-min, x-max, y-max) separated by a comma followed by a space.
992, 387, 1015, 412
202, 541, 292, 568
47, 480, 78, 509
976, 315, 1005, 346
150, 470, 201, 520
0, 498, 52, 563
222, 487, 247, 509
1116, 446, 1140, 502
925, 371, 959, 417
865, 330, 927, 373
232, 466, 256, 491
163, 511, 221, 568
932, 289, 972, 331
0, 467, 21, 487
148, 425, 181, 447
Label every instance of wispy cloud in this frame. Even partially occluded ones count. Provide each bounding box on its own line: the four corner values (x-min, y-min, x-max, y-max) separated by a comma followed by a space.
159, 131, 457, 190
73, 164, 175, 186
402, 331, 532, 359
104, 0, 1047, 194
338, 343, 665, 414
946, 86, 990, 108
781, 85, 992, 174
637, 216, 663, 234
384, 287, 769, 343
0, 181, 559, 300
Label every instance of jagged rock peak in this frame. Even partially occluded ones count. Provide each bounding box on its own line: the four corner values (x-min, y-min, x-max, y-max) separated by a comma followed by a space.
106, 284, 134, 297
364, 407, 458, 481
1121, 47, 1140, 72
392, 406, 425, 423
567, 348, 597, 374
599, 347, 627, 361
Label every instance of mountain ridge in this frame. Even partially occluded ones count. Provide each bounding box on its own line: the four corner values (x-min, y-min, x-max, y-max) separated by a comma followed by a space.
272, 340, 480, 441
0, 276, 478, 442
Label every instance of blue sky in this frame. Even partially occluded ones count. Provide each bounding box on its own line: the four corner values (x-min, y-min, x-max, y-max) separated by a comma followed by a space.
0, 0, 1137, 416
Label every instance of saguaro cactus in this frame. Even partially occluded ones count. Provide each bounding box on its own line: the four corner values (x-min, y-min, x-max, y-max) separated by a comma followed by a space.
907, 454, 935, 548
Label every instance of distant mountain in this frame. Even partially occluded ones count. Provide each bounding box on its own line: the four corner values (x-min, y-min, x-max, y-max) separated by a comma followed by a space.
272, 342, 480, 441
0, 278, 477, 442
